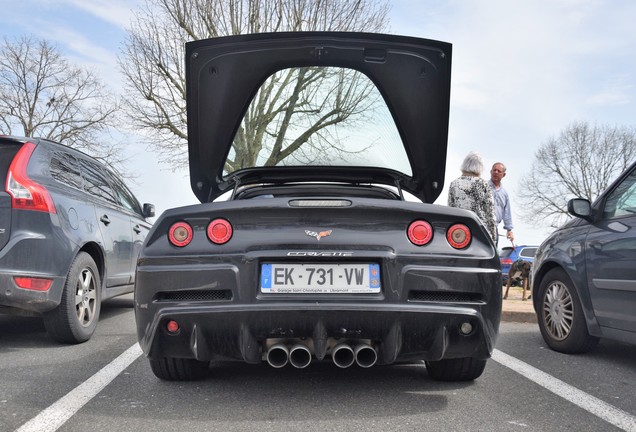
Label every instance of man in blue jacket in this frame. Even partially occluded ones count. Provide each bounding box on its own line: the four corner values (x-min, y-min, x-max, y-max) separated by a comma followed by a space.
489, 162, 514, 245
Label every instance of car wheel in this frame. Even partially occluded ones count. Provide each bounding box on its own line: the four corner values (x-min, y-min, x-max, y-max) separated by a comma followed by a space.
425, 357, 487, 381
149, 358, 209, 381
537, 268, 599, 353
43, 252, 101, 344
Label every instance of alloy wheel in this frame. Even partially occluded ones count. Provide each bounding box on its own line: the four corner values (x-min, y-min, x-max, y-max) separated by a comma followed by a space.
75, 268, 97, 327
543, 280, 574, 341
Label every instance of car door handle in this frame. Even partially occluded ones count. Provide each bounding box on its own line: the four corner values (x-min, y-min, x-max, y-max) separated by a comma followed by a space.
133, 224, 142, 234
100, 215, 111, 225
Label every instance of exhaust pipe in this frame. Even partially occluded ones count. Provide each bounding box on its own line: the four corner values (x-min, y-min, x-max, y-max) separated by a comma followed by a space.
266, 344, 289, 368
289, 344, 312, 369
332, 343, 355, 368
354, 344, 377, 368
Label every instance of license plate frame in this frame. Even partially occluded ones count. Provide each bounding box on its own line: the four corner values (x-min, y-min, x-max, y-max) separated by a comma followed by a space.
260, 263, 381, 294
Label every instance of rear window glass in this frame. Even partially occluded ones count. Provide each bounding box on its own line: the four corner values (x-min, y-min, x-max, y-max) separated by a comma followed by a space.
0, 142, 23, 181
226, 66, 408, 177
499, 247, 514, 258
519, 247, 537, 258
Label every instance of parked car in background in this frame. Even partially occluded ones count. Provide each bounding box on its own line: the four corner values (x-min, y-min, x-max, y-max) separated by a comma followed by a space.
499, 245, 538, 285
135, 32, 502, 382
0, 136, 154, 343
532, 160, 636, 353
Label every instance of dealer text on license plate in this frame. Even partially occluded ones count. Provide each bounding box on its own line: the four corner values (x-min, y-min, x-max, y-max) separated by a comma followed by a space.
260, 263, 380, 294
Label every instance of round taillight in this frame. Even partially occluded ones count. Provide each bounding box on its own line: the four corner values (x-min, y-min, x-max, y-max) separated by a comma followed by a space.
168, 222, 193, 247
447, 224, 471, 249
407, 220, 433, 246
207, 218, 232, 244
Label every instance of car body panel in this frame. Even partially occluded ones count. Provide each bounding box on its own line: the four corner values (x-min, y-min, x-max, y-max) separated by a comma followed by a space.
186, 32, 452, 203
0, 208, 72, 313
584, 218, 636, 333
533, 160, 636, 345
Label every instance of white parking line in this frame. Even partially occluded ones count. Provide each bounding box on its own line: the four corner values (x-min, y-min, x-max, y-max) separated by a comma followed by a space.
492, 349, 636, 432
15, 343, 142, 432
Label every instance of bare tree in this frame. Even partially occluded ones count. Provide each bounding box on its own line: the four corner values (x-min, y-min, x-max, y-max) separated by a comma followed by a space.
518, 121, 636, 228
119, 0, 391, 170
0, 36, 126, 170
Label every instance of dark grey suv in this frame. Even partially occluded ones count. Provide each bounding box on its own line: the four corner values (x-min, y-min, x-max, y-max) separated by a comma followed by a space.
0, 136, 154, 343
532, 160, 636, 353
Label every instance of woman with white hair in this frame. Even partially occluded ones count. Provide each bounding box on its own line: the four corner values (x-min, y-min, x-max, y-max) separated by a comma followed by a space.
448, 151, 497, 242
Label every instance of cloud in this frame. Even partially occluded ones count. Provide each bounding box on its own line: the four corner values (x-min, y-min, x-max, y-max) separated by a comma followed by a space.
66, 0, 141, 29
1, 0, 139, 92
585, 76, 633, 107
24, 21, 125, 92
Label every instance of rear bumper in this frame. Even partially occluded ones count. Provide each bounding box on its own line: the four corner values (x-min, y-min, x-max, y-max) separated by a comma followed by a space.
138, 303, 499, 364
135, 262, 502, 364
0, 273, 66, 314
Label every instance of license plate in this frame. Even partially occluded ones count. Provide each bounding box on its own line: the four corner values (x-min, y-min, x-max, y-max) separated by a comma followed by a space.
261, 263, 381, 294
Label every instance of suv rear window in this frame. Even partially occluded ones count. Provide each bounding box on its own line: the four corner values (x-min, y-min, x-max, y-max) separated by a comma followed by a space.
499, 247, 513, 258
519, 247, 537, 258
0, 141, 23, 181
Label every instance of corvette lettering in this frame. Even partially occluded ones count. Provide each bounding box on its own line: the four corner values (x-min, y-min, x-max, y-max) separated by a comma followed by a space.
287, 252, 354, 257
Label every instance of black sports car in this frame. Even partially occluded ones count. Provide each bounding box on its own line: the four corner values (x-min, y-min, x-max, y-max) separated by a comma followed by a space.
134, 32, 502, 381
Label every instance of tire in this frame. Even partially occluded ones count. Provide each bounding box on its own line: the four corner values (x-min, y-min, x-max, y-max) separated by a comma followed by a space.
425, 357, 487, 381
43, 252, 101, 344
537, 268, 599, 353
149, 358, 209, 381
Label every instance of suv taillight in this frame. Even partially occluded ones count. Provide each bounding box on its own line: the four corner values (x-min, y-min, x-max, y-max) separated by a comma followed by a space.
6, 142, 56, 213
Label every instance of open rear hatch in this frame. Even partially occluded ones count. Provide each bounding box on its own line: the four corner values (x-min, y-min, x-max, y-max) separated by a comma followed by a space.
185, 32, 452, 203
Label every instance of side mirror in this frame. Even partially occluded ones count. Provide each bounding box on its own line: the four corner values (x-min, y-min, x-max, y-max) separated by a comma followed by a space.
142, 203, 155, 218
568, 198, 591, 219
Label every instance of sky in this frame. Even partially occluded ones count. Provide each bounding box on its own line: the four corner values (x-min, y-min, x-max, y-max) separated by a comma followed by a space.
1, 0, 635, 247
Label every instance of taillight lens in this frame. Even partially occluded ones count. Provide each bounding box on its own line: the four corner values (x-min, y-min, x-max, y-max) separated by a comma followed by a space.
207, 218, 232, 244
407, 220, 433, 246
166, 320, 180, 333
447, 224, 471, 249
501, 258, 513, 265
6, 142, 56, 213
168, 222, 193, 247
14, 276, 53, 291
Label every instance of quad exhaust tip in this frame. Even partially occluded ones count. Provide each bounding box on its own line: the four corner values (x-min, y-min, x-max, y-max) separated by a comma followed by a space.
265, 341, 377, 369
354, 344, 378, 368
289, 344, 312, 369
332, 343, 356, 368
266, 344, 289, 368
